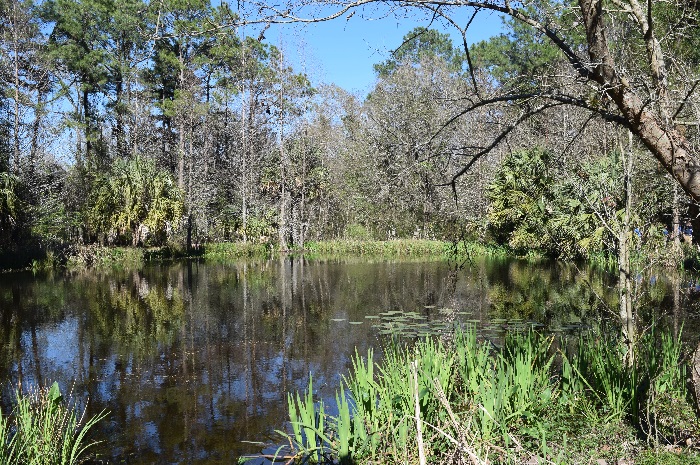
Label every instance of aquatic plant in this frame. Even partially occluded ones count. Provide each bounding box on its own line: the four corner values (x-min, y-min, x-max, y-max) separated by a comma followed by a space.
0, 382, 107, 465
281, 377, 329, 463
275, 324, 696, 464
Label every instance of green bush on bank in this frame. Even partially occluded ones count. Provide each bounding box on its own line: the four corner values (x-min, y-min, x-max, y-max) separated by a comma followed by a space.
65, 245, 145, 269
267, 327, 699, 464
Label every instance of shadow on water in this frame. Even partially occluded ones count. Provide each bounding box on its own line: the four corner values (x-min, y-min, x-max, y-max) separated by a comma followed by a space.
0, 257, 698, 463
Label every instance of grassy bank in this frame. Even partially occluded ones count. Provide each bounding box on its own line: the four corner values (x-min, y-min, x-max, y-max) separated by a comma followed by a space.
50, 240, 515, 270
249, 327, 700, 464
303, 239, 533, 261
4, 238, 665, 272
202, 242, 275, 260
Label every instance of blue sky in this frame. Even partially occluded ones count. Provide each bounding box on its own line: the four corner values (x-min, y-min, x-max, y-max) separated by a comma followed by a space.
248, 8, 506, 95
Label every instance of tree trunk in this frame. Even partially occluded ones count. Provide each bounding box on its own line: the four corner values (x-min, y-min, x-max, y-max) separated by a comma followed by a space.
672, 183, 685, 263
578, 0, 700, 202
692, 342, 700, 414
240, 68, 253, 244
177, 50, 186, 191
618, 224, 634, 365
83, 85, 92, 163
114, 69, 125, 158
279, 181, 288, 250
178, 102, 185, 191
12, 20, 20, 172
618, 132, 635, 366
29, 83, 46, 172
278, 69, 288, 251
186, 214, 193, 252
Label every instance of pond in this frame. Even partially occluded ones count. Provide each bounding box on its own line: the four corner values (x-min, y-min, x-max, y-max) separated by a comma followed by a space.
0, 257, 696, 463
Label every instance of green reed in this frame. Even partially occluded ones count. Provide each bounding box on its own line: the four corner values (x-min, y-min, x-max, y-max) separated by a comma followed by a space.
283, 377, 329, 463
279, 325, 695, 464
0, 382, 107, 465
303, 239, 451, 258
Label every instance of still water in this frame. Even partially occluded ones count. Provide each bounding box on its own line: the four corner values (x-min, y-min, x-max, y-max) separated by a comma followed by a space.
0, 257, 695, 463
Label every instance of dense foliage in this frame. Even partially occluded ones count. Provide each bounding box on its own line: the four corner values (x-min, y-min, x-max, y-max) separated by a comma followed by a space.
0, 0, 698, 267
273, 327, 699, 464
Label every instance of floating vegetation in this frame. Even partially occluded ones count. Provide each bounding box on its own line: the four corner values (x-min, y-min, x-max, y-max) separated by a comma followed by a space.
369, 308, 459, 338
363, 306, 559, 340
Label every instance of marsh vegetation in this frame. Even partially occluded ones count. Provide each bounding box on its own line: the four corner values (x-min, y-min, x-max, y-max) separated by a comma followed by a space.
264, 327, 699, 464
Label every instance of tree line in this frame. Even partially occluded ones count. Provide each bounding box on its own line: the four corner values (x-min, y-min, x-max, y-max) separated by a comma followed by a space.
1, 0, 699, 266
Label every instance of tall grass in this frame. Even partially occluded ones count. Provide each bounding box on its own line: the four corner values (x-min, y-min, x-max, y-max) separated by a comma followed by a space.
277, 325, 695, 464
303, 239, 544, 261
54, 239, 543, 271
303, 239, 450, 258
0, 382, 107, 465
203, 242, 274, 260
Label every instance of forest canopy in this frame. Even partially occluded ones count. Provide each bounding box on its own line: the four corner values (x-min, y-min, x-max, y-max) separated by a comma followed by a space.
0, 0, 698, 265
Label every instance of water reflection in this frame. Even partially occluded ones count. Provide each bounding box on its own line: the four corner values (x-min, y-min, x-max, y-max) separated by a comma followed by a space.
0, 258, 695, 463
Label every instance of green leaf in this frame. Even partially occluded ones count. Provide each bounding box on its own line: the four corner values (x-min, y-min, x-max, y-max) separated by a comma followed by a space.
48, 382, 62, 405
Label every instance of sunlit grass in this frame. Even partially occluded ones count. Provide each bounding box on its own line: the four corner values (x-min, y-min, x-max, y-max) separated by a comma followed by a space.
203, 242, 274, 260
0, 382, 107, 465
264, 325, 698, 464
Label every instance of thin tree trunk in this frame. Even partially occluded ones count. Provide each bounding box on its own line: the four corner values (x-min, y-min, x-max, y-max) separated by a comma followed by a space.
299, 142, 307, 248
177, 50, 186, 191
673, 183, 682, 261
115, 69, 125, 158
278, 81, 288, 250
12, 15, 20, 172
29, 84, 46, 171
619, 132, 635, 366
83, 86, 92, 162
240, 61, 251, 244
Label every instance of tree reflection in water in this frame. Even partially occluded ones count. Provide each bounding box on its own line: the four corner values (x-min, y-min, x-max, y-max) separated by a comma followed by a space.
0, 258, 695, 463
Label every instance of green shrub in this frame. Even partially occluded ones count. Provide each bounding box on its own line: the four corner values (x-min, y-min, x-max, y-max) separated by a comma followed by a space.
637, 450, 700, 465
344, 224, 374, 241
66, 245, 145, 269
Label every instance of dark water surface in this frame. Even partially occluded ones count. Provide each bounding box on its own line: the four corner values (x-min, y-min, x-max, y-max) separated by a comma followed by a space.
0, 257, 696, 463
